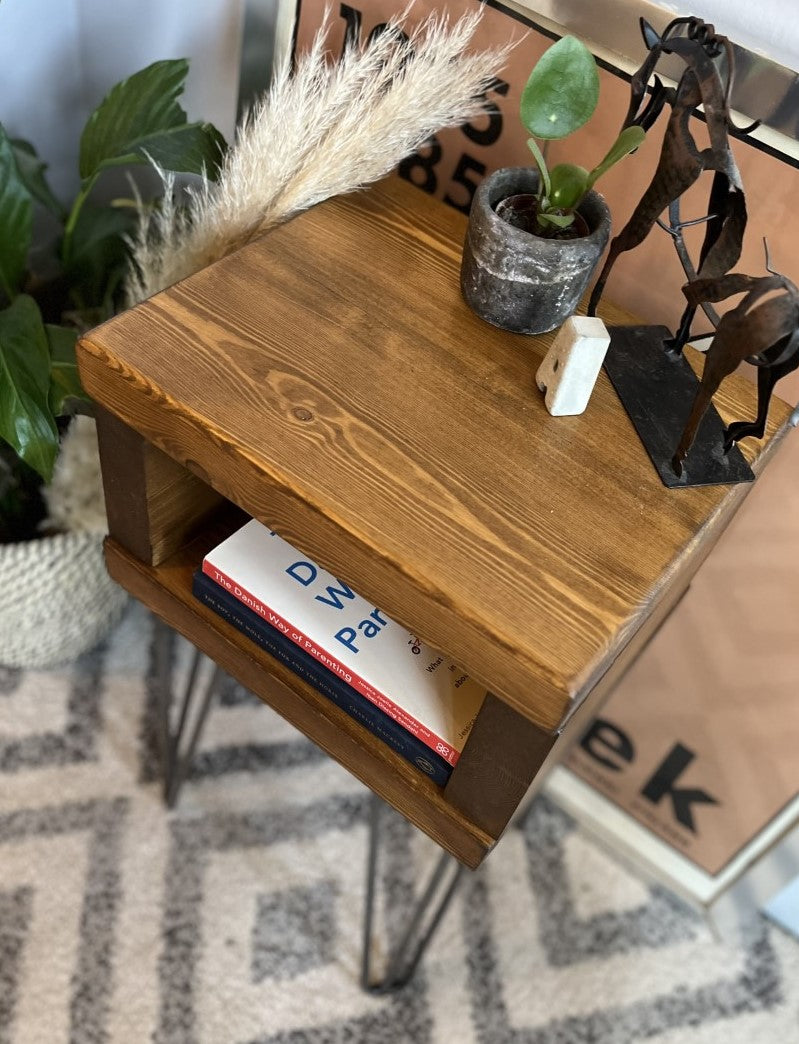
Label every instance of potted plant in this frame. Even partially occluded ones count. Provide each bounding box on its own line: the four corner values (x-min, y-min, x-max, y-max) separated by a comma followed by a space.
0, 59, 225, 667
0, 9, 515, 669
461, 35, 646, 335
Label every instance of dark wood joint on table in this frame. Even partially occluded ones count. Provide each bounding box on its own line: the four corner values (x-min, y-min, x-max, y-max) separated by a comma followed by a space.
95, 407, 227, 566
445, 693, 557, 839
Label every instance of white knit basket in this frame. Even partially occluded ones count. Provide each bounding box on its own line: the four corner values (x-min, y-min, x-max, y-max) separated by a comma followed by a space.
0, 531, 128, 668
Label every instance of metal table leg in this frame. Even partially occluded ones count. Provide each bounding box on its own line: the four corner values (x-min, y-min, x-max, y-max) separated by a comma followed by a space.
360, 793, 465, 993
152, 618, 224, 807
153, 620, 462, 986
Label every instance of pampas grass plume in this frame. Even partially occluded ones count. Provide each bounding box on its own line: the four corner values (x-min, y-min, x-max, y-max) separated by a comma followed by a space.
127, 7, 513, 305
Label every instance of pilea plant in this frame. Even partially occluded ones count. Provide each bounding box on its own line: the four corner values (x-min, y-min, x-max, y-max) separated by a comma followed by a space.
519, 36, 645, 235
0, 60, 225, 541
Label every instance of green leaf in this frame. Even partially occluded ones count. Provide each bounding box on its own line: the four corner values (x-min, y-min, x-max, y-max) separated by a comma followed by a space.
548, 163, 590, 212
10, 138, 65, 218
66, 205, 136, 266
46, 324, 89, 417
536, 211, 575, 229
79, 59, 189, 178
0, 125, 33, 301
90, 121, 227, 179
526, 138, 551, 201
79, 59, 226, 180
63, 204, 136, 312
586, 124, 646, 189
0, 295, 59, 481
520, 36, 599, 140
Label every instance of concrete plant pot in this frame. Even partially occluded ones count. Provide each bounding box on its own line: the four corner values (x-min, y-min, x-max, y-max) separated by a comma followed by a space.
460, 167, 611, 335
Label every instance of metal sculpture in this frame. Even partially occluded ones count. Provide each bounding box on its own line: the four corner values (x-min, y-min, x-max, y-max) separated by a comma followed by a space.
588, 15, 755, 347
585, 15, 791, 487
672, 250, 799, 473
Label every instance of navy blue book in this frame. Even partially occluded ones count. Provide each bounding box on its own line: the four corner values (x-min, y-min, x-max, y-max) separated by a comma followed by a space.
192, 569, 452, 785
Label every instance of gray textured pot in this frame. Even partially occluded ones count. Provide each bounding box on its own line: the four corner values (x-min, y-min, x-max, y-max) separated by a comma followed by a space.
460, 167, 611, 335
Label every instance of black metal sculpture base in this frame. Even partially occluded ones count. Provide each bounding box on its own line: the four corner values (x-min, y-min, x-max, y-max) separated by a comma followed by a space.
603, 325, 755, 488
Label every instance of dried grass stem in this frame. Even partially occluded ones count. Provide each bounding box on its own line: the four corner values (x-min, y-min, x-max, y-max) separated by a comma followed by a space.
126, 7, 512, 305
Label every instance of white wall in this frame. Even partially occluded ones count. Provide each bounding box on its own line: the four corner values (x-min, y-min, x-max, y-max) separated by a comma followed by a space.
664, 0, 799, 71
0, 0, 244, 199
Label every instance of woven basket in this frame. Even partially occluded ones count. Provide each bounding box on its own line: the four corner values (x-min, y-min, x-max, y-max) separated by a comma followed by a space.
0, 531, 128, 668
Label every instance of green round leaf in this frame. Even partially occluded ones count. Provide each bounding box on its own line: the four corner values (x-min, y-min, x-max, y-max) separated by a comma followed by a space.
548, 163, 590, 212
520, 36, 600, 140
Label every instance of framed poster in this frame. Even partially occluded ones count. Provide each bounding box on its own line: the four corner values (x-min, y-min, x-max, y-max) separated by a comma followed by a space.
270, 0, 799, 332
276, 0, 569, 216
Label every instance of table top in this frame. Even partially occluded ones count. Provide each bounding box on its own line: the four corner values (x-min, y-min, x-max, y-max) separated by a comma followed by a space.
79, 175, 794, 731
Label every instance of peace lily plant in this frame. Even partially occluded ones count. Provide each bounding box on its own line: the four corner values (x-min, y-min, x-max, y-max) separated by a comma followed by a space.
461, 33, 648, 335
518, 35, 645, 236
0, 8, 515, 669
0, 9, 511, 548
0, 60, 225, 542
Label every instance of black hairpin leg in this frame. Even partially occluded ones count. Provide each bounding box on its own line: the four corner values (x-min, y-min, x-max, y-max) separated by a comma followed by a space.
153, 619, 223, 807
360, 794, 465, 993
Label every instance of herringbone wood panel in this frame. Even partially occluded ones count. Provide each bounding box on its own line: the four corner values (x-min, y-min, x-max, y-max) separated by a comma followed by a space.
568, 392, 799, 874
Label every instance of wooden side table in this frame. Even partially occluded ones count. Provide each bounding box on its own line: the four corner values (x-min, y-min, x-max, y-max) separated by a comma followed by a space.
76, 173, 792, 905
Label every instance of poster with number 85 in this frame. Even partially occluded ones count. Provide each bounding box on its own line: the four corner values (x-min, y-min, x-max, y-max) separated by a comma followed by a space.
285, 0, 557, 214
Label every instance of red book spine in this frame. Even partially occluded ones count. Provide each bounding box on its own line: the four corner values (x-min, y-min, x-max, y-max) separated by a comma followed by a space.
201, 561, 460, 766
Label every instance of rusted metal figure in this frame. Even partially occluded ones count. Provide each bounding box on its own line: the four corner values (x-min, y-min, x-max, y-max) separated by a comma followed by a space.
588, 16, 756, 353
672, 253, 799, 474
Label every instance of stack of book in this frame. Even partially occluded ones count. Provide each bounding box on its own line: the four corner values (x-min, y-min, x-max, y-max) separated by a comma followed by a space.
194, 519, 486, 784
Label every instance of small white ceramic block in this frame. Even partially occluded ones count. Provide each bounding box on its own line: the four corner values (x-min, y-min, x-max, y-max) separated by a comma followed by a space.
535, 316, 611, 416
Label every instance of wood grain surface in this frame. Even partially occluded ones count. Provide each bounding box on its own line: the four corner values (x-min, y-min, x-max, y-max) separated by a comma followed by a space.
78, 175, 793, 732
104, 525, 494, 868
95, 408, 229, 565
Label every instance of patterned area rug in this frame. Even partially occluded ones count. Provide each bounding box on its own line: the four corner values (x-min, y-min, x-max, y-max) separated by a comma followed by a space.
2, 603, 799, 1044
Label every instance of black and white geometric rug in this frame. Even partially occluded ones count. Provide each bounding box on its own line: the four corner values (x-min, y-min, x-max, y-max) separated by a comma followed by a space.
2, 603, 798, 1043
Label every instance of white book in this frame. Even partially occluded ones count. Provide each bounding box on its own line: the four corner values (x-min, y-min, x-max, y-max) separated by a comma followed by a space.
203, 520, 486, 765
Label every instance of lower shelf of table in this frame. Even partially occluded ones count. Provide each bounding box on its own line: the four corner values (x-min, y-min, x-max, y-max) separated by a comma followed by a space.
104, 524, 497, 868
